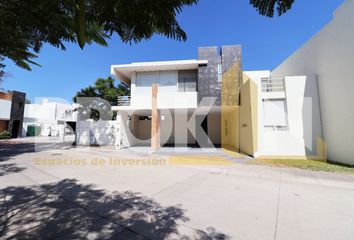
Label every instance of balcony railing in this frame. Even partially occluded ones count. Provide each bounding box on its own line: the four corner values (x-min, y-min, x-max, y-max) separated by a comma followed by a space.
117, 96, 131, 106
261, 78, 285, 92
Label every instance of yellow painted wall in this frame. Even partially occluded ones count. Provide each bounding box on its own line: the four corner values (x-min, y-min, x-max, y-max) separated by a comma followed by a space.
239, 75, 258, 156
221, 62, 259, 156
221, 61, 241, 151
221, 106, 239, 150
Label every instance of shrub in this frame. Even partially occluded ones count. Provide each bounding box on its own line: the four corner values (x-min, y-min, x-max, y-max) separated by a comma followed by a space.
0, 131, 11, 139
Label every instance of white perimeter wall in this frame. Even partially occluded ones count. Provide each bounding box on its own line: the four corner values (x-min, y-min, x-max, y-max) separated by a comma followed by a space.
76, 120, 118, 146
272, 0, 354, 164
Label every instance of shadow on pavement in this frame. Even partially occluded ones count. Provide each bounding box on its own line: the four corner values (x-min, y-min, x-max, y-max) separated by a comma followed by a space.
0, 179, 229, 239
0, 140, 72, 177
0, 164, 26, 177
0, 140, 74, 162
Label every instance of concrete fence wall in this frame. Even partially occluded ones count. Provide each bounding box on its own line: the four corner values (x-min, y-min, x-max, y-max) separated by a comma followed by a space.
76, 120, 118, 146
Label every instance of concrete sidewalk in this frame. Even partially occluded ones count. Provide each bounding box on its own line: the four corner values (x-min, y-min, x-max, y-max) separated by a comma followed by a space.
1, 139, 354, 239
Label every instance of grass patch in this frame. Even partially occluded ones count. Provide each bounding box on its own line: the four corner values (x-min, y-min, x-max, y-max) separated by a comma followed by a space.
248, 158, 354, 174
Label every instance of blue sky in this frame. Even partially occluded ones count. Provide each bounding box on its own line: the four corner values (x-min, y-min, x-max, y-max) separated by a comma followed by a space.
2, 0, 344, 102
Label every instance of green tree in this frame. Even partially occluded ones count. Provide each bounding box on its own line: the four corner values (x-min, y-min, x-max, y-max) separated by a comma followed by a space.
0, 0, 295, 79
73, 76, 129, 120
0, 0, 198, 76
250, 0, 294, 17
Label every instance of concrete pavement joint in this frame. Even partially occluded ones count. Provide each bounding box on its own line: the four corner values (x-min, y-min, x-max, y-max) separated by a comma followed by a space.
274, 169, 282, 240
151, 171, 203, 197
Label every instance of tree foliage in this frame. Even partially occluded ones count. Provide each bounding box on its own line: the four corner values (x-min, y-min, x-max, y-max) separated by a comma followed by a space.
73, 77, 129, 104
250, 0, 294, 17
73, 76, 129, 120
0, 0, 198, 74
0, 0, 295, 78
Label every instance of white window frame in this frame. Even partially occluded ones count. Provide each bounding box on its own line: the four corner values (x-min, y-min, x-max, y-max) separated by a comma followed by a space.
263, 99, 289, 131
217, 64, 222, 82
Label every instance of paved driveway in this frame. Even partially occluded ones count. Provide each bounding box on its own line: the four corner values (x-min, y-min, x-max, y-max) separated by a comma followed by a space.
1, 138, 354, 239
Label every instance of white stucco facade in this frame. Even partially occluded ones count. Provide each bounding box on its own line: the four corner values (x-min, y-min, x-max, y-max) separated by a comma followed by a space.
272, 0, 354, 164
0, 99, 11, 120
111, 60, 204, 111
244, 71, 323, 159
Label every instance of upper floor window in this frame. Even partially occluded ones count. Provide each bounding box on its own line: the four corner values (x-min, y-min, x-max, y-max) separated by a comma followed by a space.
217, 64, 222, 82
158, 71, 177, 87
135, 70, 199, 93
136, 71, 178, 92
178, 70, 197, 92
136, 72, 157, 87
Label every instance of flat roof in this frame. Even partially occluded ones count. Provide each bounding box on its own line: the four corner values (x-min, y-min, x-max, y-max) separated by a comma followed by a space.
111, 59, 208, 85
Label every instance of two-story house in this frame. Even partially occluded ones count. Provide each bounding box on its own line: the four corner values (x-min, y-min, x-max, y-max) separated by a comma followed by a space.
0, 90, 26, 138
110, 46, 242, 151
109, 45, 325, 160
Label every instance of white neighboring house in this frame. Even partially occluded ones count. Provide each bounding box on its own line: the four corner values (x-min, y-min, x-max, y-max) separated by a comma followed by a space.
23, 99, 77, 137
0, 90, 26, 138
243, 71, 323, 159
271, 0, 354, 165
